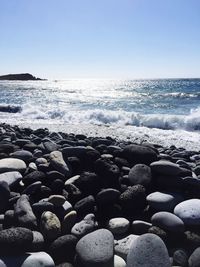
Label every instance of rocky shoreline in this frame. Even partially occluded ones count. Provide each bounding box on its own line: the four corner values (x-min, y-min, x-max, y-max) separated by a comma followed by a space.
0, 123, 200, 266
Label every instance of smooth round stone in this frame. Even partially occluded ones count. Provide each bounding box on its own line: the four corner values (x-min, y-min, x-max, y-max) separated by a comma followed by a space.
48, 195, 66, 207
10, 150, 33, 161
114, 255, 126, 267
0, 158, 26, 174
114, 235, 139, 260
0, 252, 55, 267
147, 191, 184, 211
188, 247, 200, 267
174, 199, 200, 225
62, 210, 77, 234
35, 157, 48, 165
151, 212, 185, 233
122, 144, 158, 165
76, 229, 114, 267
128, 164, 152, 187
96, 188, 120, 205
0, 171, 22, 188
40, 211, 61, 241
108, 218, 130, 235
150, 160, 181, 176
132, 220, 152, 235
127, 233, 171, 267
48, 234, 77, 263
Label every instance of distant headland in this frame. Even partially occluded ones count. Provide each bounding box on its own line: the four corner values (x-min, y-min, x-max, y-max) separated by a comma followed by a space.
0, 73, 46, 81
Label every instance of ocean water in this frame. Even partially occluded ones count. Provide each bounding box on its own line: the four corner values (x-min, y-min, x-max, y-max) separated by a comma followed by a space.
0, 79, 200, 150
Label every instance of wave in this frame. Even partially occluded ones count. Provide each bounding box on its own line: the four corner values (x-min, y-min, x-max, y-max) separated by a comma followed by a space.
0, 104, 22, 113
14, 104, 200, 131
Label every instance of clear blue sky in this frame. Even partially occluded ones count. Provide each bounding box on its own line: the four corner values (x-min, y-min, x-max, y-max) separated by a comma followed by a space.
0, 0, 200, 79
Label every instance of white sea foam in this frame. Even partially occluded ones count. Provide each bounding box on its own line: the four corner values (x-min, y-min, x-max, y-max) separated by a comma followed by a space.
13, 105, 200, 131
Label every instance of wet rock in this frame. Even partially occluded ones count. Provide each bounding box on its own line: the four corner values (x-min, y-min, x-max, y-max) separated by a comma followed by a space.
49, 151, 71, 177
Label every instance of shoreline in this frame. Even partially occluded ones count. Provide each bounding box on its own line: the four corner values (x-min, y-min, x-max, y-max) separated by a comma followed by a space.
1, 120, 200, 152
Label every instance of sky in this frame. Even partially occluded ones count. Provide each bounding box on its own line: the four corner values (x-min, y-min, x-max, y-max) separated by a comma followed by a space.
0, 0, 200, 79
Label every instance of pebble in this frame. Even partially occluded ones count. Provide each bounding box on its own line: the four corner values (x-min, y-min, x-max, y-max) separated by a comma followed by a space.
62, 210, 77, 234
0, 181, 10, 213
131, 220, 152, 235
40, 211, 61, 241
48, 195, 66, 207
151, 211, 185, 233
114, 234, 139, 260
0, 227, 33, 255
76, 229, 114, 267
71, 213, 97, 238
150, 160, 182, 176
174, 199, 200, 225
0, 158, 26, 173
188, 247, 200, 267
107, 217, 130, 235
14, 194, 37, 229
127, 233, 171, 267
147, 191, 184, 211
49, 151, 71, 177
122, 144, 158, 165
128, 164, 152, 187
0, 171, 22, 188
48, 234, 77, 264
114, 255, 127, 267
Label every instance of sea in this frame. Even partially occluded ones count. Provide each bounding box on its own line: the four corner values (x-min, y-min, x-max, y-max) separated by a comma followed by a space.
0, 78, 200, 151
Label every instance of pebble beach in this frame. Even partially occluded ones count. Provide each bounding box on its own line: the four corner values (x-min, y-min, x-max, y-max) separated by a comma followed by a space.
0, 122, 200, 266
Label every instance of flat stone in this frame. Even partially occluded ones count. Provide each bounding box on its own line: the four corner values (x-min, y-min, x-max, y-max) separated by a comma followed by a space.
40, 211, 61, 241
0, 171, 22, 188
150, 160, 182, 176
147, 191, 184, 211
108, 218, 130, 235
0, 158, 26, 173
174, 199, 200, 225
76, 229, 114, 267
151, 211, 185, 233
114, 234, 139, 260
127, 233, 171, 267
